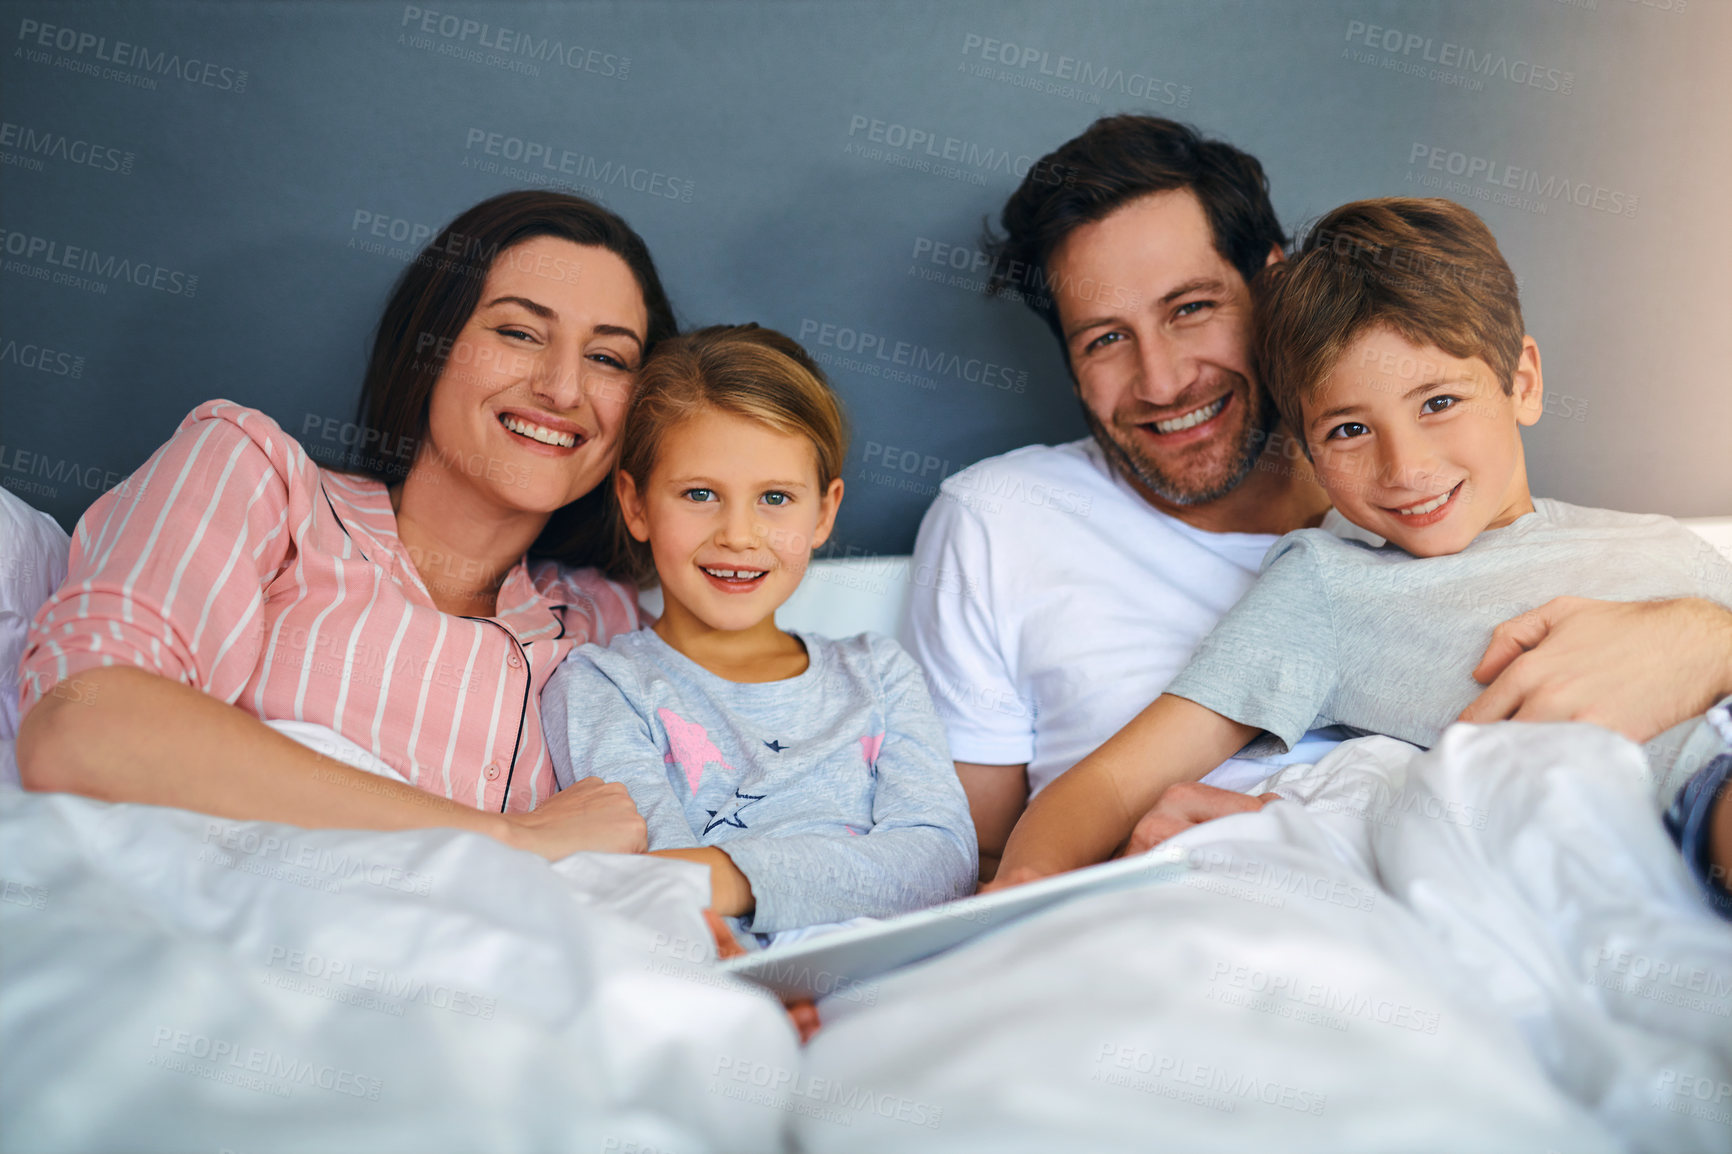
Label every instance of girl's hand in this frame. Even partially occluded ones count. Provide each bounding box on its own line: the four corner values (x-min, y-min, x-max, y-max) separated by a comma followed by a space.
703, 909, 821, 1042
503, 778, 648, 860
978, 864, 1055, 894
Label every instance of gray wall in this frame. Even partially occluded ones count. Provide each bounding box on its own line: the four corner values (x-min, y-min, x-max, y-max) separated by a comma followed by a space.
4, 0, 1728, 560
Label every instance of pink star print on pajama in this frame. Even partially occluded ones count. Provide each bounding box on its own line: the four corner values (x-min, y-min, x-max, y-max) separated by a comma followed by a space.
659, 708, 737, 791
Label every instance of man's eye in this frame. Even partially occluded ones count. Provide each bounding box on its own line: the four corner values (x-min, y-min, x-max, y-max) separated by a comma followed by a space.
1326, 422, 1369, 441
1422, 395, 1459, 414
1084, 331, 1125, 354
761, 491, 792, 507
682, 488, 715, 502
1174, 300, 1214, 319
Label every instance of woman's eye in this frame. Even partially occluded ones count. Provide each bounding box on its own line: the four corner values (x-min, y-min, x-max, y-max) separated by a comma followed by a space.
682, 488, 715, 503
1422, 395, 1459, 414
588, 351, 630, 370
496, 327, 536, 343
1326, 422, 1369, 441
761, 491, 791, 507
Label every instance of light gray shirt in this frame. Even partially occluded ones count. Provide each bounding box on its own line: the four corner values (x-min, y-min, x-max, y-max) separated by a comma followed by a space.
1166, 499, 1732, 805
542, 628, 976, 934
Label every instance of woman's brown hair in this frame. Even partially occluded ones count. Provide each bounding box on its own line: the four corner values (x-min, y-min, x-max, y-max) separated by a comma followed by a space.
614, 324, 848, 586
345, 190, 677, 577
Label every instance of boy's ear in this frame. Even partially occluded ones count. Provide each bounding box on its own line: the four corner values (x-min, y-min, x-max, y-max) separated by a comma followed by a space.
1510, 336, 1544, 427
614, 470, 652, 543
809, 477, 845, 552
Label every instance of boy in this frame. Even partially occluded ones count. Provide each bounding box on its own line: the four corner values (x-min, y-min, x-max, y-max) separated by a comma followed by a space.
994, 198, 1732, 908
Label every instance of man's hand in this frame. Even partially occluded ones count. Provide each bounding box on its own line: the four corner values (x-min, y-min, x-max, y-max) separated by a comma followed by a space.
1460, 596, 1732, 743
504, 778, 648, 860
1125, 783, 1280, 855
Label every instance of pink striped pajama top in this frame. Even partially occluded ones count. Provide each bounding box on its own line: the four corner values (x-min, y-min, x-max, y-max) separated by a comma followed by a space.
18, 400, 640, 812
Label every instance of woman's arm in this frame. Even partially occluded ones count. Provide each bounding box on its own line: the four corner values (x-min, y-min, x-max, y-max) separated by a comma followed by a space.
18, 665, 645, 859
993, 694, 1258, 885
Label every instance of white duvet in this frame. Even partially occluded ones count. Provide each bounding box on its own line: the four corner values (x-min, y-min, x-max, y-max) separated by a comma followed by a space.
796, 724, 1732, 1153
2, 722, 1728, 1152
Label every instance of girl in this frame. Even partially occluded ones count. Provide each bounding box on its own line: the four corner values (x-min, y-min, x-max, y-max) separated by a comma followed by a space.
542, 324, 976, 936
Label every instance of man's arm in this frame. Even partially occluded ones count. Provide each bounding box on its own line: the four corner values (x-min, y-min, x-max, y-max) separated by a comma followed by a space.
1460, 596, 1732, 740
957, 761, 1029, 884
994, 695, 1257, 884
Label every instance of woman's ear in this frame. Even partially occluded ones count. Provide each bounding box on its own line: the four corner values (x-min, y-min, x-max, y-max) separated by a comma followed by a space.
1511, 336, 1544, 427
808, 477, 845, 552
614, 469, 652, 543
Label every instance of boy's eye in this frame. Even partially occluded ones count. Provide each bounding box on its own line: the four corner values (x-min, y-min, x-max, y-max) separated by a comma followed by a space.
682, 488, 715, 503
761, 491, 792, 507
1422, 395, 1459, 414
1326, 422, 1369, 441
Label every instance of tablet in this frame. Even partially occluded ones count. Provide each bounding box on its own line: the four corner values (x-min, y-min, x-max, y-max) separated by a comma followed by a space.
719, 846, 1190, 1001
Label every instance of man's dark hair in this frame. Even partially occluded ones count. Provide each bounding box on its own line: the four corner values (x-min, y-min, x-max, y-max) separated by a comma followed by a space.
986, 115, 1287, 352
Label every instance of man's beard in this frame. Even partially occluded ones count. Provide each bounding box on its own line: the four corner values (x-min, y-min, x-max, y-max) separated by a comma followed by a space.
1081, 375, 1278, 508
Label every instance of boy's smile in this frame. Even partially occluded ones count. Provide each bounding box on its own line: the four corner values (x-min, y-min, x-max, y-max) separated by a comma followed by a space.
1305, 327, 1545, 557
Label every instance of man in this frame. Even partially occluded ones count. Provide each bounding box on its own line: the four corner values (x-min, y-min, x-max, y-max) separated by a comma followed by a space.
902, 115, 1732, 897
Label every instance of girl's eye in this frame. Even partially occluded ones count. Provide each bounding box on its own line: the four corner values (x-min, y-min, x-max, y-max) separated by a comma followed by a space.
1422, 395, 1459, 414
761, 491, 791, 507
1083, 331, 1125, 354
682, 488, 715, 503
1326, 422, 1369, 441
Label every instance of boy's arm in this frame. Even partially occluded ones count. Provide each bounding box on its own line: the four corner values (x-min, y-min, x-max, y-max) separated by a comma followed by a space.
994, 694, 1258, 885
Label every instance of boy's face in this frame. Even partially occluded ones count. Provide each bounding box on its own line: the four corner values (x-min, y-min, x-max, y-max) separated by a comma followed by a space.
1304, 327, 1543, 557
617, 406, 844, 635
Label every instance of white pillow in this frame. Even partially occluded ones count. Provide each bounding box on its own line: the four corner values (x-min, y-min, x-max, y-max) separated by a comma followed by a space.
0, 488, 71, 762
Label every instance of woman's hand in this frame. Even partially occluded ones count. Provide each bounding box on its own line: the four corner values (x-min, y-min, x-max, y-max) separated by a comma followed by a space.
503, 778, 648, 860
1125, 783, 1281, 855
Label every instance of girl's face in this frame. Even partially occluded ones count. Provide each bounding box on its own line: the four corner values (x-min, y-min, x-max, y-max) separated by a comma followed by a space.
418, 237, 648, 518
618, 407, 844, 636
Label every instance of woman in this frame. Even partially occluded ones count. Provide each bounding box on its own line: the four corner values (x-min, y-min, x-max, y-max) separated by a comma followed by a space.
16, 191, 672, 860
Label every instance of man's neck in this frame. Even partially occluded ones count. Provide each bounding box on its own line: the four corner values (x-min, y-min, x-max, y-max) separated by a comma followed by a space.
1119, 440, 1332, 537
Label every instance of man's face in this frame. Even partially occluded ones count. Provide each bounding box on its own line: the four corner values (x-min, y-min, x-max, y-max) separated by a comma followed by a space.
1047, 189, 1276, 508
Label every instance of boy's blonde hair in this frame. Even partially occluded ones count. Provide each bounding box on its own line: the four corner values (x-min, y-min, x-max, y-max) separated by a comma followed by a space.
615, 323, 849, 584
1253, 197, 1524, 449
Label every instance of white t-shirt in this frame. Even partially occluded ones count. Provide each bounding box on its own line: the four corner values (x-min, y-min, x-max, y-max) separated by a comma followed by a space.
902, 437, 1351, 798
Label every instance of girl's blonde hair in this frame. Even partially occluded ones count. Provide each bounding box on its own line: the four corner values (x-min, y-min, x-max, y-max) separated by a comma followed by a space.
615, 323, 849, 585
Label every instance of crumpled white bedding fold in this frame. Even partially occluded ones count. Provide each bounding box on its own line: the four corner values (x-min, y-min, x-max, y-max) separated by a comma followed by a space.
0, 786, 799, 1154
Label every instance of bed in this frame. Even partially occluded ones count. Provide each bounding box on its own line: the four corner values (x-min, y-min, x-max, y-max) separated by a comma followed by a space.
2, 521, 1729, 1152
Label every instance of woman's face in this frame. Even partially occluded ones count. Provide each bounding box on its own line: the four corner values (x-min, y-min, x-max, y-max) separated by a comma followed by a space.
418, 236, 649, 517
